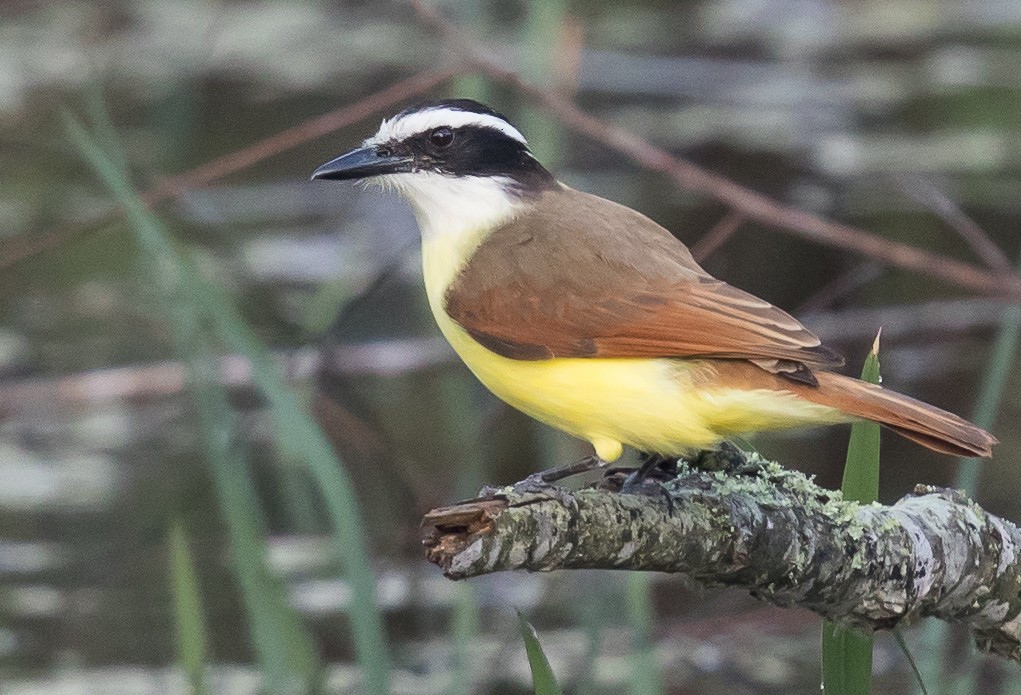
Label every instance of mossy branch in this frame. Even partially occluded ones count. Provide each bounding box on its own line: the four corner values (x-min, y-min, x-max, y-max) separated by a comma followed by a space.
422, 451, 1021, 663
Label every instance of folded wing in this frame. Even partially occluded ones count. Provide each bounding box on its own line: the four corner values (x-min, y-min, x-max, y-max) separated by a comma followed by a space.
444, 188, 843, 376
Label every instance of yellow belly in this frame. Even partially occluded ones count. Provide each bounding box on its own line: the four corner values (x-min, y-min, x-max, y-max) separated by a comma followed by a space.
421, 236, 842, 461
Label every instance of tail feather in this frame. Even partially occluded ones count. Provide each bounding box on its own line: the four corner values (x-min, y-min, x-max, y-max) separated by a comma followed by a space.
807, 372, 997, 458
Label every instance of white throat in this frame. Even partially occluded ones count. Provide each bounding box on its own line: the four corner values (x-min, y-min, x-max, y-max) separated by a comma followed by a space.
380, 172, 525, 241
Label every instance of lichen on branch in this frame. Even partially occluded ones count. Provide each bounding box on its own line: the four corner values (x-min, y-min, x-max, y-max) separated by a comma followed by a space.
422, 452, 1021, 663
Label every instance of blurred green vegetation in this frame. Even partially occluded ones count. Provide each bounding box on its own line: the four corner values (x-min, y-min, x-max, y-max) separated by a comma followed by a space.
822, 342, 881, 695
1, 0, 1019, 693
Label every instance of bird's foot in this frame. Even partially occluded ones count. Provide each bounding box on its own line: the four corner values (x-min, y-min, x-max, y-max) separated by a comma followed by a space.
492, 455, 606, 497
620, 453, 678, 490
507, 471, 555, 496
689, 441, 751, 473
617, 453, 680, 513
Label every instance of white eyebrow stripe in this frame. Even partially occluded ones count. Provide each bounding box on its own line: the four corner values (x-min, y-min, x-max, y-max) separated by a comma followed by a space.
364, 107, 527, 146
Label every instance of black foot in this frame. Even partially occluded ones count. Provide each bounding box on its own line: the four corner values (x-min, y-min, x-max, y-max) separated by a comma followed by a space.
619, 452, 680, 504
621, 453, 677, 489
593, 455, 679, 513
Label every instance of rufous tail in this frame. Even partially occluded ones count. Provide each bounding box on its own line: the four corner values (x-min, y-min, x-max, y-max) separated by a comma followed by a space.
806, 372, 997, 457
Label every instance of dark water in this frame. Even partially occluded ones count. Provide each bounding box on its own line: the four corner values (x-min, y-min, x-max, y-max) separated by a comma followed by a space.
1, 0, 1019, 692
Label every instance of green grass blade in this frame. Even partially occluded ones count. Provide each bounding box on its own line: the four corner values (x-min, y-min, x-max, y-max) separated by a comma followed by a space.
190, 263, 392, 692
450, 583, 480, 694
188, 327, 321, 692
65, 107, 391, 693
822, 624, 874, 695
953, 281, 1021, 495
199, 407, 321, 693
65, 111, 324, 692
822, 335, 881, 695
168, 518, 210, 695
437, 372, 485, 692
839, 336, 881, 504
893, 628, 929, 695
84, 82, 130, 175
517, 612, 564, 695
626, 573, 663, 695
571, 577, 613, 695
447, 0, 494, 106
188, 335, 321, 691
927, 254, 1021, 695
519, 0, 567, 166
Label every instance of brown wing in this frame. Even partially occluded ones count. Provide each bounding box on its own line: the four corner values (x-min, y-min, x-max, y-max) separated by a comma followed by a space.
444, 187, 843, 372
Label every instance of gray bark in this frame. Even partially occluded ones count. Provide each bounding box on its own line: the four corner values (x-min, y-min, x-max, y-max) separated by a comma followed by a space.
422, 451, 1021, 662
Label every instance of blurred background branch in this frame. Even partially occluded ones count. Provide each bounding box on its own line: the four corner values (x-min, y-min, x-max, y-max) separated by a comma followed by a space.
0, 69, 458, 270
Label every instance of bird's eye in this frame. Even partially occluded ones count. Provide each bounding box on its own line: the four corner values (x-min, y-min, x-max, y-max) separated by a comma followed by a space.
430, 127, 454, 148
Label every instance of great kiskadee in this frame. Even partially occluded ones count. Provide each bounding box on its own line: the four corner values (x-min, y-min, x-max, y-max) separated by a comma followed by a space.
312, 99, 996, 464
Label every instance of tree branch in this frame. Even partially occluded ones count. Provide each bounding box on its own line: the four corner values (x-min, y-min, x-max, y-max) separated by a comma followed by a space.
422, 451, 1021, 662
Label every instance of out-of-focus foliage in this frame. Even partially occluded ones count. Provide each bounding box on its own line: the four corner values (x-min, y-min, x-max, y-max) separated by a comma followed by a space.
1, 0, 1019, 692
518, 613, 565, 695
822, 341, 881, 695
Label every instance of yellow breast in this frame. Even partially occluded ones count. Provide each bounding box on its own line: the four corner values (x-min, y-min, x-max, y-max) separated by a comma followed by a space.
420, 235, 840, 461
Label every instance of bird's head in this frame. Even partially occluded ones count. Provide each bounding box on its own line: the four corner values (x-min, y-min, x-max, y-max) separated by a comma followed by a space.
312, 99, 555, 237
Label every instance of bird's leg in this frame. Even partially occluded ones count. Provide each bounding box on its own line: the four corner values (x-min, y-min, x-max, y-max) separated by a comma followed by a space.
614, 452, 679, 515
540, 454, 607, 483
620, 453, 679, 494
630, 452, 677, 484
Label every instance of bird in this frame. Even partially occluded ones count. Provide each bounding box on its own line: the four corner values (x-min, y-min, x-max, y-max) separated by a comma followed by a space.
311, 98, 996, 468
